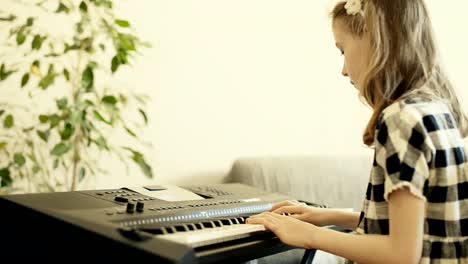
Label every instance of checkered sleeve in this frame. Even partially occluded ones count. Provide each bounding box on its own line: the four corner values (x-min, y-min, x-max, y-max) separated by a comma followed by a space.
375, 106, 431, 202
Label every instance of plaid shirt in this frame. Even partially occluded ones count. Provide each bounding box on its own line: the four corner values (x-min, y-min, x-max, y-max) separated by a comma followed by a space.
351, 92, 468, 263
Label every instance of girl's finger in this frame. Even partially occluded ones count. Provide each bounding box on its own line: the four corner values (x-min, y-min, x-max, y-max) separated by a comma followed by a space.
272, 205, 304, 215
269, 201, 290, 212
246, 215, 278, 231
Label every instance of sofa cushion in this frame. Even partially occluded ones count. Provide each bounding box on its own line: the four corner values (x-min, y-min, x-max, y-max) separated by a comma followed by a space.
227, 154, 373, 210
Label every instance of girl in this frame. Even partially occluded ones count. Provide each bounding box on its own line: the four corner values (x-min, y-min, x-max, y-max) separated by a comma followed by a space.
246, 0, 468, 263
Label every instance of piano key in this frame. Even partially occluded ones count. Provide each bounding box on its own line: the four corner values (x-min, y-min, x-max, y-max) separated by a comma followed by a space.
157, 224, 268, 248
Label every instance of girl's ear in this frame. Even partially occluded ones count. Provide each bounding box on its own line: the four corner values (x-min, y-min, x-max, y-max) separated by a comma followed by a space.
360, 23, 370, 40
363, 23, 368, 33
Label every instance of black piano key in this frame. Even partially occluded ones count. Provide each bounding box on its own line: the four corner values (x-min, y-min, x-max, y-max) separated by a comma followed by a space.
213, 220, 222, 227
161, 226, 176, 234
147, 228, 164, 235
220, 219, 233, 226
201, 221, 215, 228
174, 225, 186, 232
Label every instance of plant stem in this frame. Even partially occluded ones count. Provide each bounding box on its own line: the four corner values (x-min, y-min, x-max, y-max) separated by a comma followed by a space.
71, 138, 79, 191
70, 46, 84, 191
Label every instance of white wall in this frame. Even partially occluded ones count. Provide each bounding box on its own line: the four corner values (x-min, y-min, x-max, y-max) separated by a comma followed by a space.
107, 0, 369, 188
3, 1, 468, 189
102, 0, 467, 188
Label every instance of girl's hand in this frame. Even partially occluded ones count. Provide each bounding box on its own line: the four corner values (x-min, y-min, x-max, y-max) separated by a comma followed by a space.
246, 212, 317, 249
269, 200, 332, 227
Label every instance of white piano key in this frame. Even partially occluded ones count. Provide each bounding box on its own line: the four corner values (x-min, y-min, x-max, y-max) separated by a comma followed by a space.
157, 224, 267, 248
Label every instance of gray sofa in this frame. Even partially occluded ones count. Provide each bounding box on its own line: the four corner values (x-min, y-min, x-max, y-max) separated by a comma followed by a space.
226, 153, 373, 264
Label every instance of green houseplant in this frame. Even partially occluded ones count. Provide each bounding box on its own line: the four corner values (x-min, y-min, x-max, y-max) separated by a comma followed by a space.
0, 0, 153, 193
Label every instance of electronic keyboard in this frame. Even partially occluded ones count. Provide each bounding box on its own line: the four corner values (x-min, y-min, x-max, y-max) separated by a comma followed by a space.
0, 183, 324, 263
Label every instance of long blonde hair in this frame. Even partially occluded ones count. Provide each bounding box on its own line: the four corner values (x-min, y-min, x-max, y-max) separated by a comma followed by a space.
331, 0, 468, 146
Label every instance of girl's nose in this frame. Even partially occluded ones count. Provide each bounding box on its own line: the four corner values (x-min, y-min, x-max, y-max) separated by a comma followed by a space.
341, 63, 348, 77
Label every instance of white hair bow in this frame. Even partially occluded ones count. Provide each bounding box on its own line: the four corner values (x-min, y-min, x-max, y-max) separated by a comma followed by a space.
344, 0, 363, 16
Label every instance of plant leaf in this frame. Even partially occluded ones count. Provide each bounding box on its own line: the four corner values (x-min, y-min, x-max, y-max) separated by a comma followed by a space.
111, 55, 119, 73
133, 153, 153, 178
56, 97, 68, 110
0, 63, 16, 81
75, 21, 84, 34
138, 109, 148, 125
38, 66, 56, 89
37, 130, 50, 142
78, 167, 86, 182
31, 34, 45, 50
27, 153, 37, 163
21, 73, 29, 87
0, 142, 6, 149
49, 50, 62, 58
115, 19, 130, 28
26, 17, 34, 26
124, 126, 136, 138
4, 114, 14, 128
63, 68, 70, 81
64, 43, 80, 53
93, 0, 112, 8
93, 110, 111, 125
32, 165, 40, 174
23, 127, 34, 133
49, 114, 61, 128
0, 168, 12, 187
53, 159, 59, 169
68, 110, 82, 125
141, 41, 152, 48
118, 34, 136, 51
117, 49, 128, 64
38, 74, 55, 89
119, 48, 129, 61
94, 136, 109, 150
102, 95, 117, 105
39, 114, 48, 123
87, 61, 98, 69
0, 14, 16, 22
56, 2, 70, 13
79, 1, 88, 12
47, 64, 54, 75
124, 148, 153, 178
50, 143, 71, 156
13, 153, 26, 167
81, 66, 94, 91
16, 30, 26, 45
60, 123, 74, 140
119, 94, 127, 104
